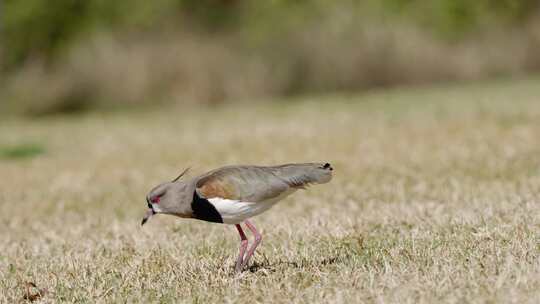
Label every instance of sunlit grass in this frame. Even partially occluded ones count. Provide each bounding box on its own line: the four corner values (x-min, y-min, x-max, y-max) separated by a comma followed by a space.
0, 77, 539, 303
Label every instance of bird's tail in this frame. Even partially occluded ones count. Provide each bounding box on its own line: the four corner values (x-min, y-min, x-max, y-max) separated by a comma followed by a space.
270, 162, 333, 189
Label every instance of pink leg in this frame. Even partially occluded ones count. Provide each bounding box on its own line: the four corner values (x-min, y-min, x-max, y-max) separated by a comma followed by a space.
241, 219, 262, 269
235, 224, 248, 273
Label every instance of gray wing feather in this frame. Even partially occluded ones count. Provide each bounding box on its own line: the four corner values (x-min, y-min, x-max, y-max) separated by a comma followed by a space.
196, 166, 289, 202
196, 163, 333, 202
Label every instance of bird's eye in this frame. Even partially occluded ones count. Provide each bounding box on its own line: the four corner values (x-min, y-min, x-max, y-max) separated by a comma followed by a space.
151, 196, 161, 204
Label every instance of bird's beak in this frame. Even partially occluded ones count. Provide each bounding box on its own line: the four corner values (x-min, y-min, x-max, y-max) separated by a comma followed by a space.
141, 208, 155, 226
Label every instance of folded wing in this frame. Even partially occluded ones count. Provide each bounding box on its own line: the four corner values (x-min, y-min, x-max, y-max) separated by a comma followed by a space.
196, 166, 289, 202
195, 163, 333, 202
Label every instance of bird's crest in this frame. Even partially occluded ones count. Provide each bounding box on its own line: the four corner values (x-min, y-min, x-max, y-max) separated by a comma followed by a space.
172, 167, 190, 182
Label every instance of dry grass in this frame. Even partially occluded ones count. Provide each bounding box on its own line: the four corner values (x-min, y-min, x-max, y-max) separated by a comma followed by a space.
1, 77, 540, 303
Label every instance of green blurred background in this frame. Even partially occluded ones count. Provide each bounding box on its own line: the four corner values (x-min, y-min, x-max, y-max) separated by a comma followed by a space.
1, 0, 539, 115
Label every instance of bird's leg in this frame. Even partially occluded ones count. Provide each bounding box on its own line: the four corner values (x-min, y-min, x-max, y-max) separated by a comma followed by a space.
235, 224, 249, 273
241, 219, 262, 269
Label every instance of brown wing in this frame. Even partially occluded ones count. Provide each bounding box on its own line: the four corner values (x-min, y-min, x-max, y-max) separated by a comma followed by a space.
196, 166, 290, 202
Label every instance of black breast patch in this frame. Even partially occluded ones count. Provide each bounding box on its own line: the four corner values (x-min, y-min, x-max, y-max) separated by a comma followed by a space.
192, 190, 224, 223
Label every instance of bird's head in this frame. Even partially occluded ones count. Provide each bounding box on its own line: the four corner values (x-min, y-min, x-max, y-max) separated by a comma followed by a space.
141, 168, 194, 226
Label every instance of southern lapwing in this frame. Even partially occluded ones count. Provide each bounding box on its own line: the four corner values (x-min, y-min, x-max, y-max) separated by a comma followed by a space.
142, 163, 333, 272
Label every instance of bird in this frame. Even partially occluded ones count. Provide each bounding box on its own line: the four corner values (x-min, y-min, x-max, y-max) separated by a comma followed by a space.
141, 162, 333, 272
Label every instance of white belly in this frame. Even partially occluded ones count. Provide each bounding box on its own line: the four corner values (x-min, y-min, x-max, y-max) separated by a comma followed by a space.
208, 190, 296, 224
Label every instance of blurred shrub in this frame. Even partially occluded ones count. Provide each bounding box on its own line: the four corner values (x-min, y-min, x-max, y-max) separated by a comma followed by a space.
1, 0, 539, 115
1, 0, 179, 68
380, 0, 538, 37
1, 0, 247, 68
2, 0, 538, 69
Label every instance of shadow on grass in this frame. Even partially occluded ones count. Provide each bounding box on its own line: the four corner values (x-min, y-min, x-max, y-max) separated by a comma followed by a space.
232, 235, 367, 274
245, 256, 342, 273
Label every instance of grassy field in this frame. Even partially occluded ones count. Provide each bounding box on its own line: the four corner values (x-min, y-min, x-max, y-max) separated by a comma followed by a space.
1, 77, 540, 303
